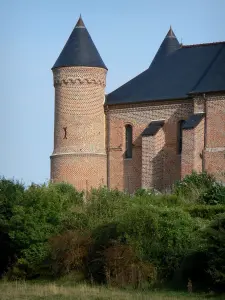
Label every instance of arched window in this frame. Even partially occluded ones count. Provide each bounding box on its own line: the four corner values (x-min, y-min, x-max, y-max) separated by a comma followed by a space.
125, 125, 132, 158
177, 120, 185, 154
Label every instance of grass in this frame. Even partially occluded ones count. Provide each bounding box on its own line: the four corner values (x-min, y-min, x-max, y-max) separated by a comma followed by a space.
0, 281, 224, 300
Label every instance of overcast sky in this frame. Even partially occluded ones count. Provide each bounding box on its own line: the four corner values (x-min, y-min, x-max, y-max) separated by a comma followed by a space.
0, 0, 225, 186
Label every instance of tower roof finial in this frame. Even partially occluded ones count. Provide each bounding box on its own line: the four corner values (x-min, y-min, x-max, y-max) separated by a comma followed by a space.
167, 25, 175, 37
75, 14, 85, 28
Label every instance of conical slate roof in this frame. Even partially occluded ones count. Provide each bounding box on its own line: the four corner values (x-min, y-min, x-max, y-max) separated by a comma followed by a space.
52, 16, 107, 70
106, 26, 225, 105
150, 26, 180, 67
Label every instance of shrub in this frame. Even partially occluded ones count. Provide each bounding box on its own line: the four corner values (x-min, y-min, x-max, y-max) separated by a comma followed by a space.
134, 188, 161, 197
0, 178, 25, 276
1, 181, 85, 278
131, 194, 181, 208
199, 182, 225, 205
85, 187, 130, 228
117, 206, 202, 281
204, 213, 225, 291
173, 251, 212, 291
173, 171, 216, 200
103, 243, 156, 288
49, 230, 92, 276
61, 212, 89, 231
87, 221, 157, 288
186, 205, 225, 219
51, 182, 84, 206
87, 222, 124, 283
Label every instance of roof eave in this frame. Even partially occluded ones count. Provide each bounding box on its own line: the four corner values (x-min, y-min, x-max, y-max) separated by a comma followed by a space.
188, 89, 225, 95
52, 64, 108, 71
105, 95, 193, 107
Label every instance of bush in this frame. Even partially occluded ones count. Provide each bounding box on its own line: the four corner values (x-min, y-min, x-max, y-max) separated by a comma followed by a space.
85, 187, 130, 228
117, 206, 202, 281
87, 222, 124, 284
199, 182, 225, 205
186, 205, 225, 219
87, 221, 157, 288
172, 251, 212, 291
173, 172, 225, 206
134, 188, 161, 197
103, 243, 156, 288
204, 213, 225, 291
131, 194, 181, 208
0, 179, 85, 278
51, 182, 84, 206
49, 230, 92, 276
0, 178, 25, 276
1, 176, 224, 291
173, 171, 216, 200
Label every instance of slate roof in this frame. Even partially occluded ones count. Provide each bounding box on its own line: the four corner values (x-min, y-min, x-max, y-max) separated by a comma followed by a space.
142, 120, 165, 136
106, 28, 225, 105
52, 16, 107, 70
182, 113, 205, 130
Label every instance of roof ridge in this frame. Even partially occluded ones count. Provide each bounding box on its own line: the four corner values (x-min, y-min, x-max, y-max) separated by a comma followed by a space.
182, 41, 225, 48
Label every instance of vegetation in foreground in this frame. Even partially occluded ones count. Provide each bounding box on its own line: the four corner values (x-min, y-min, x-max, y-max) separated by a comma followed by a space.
0, 171, 225, 295
0, 281, 224, 300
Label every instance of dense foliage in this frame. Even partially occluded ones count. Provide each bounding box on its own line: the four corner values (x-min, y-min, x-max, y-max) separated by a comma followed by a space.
203, 213, 225, 289
0, 172, 225, 292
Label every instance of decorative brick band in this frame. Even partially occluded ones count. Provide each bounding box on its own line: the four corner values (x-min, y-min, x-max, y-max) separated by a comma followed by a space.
54, 77, 106, 87
205, 147, 225, 152
51, 152, 106, 158
53, 66, 106, 87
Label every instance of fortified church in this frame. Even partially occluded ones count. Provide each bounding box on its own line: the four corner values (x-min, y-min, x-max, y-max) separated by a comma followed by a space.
50, 16, 225, 193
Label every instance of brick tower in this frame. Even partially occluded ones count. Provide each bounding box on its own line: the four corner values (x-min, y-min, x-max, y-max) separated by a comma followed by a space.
50, 16, 107, 191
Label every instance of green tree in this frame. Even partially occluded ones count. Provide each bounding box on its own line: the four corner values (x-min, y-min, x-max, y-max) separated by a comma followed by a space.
0, 178, 25, 276
0, 179, 84, 278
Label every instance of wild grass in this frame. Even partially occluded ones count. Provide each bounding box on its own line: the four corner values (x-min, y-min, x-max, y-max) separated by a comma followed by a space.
0, 281, 223, 300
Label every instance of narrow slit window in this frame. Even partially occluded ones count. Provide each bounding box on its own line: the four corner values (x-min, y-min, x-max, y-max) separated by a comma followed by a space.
178, 120, 185, 154
125, 125, 132, 158
63, 127, 67, 139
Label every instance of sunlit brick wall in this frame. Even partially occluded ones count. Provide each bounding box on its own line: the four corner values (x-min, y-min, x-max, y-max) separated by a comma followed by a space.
204, 94, 225, 182
106, 100, 193, 192
51, 66, 107, 191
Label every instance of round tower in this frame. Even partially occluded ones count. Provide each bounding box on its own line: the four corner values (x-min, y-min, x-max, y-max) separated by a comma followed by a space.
50, 16, 107, 191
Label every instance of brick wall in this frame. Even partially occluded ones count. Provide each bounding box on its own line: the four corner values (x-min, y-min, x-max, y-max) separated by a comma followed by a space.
142, 127, 165, 190
51, 66, 107, 191
195, 118, 205, 172
181, 129, 195, 178
106, 100, 193, 192
204, 94, 225, 182
181, 118, 205, 179
51, 154, 106, 191
181, 93, 225, 184
142, 135, 155, 189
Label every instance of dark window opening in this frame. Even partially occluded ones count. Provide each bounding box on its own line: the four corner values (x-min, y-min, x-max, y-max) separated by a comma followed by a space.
125, 125, 132, 158
177, 120, 185, 154
63, 127, 67, 139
